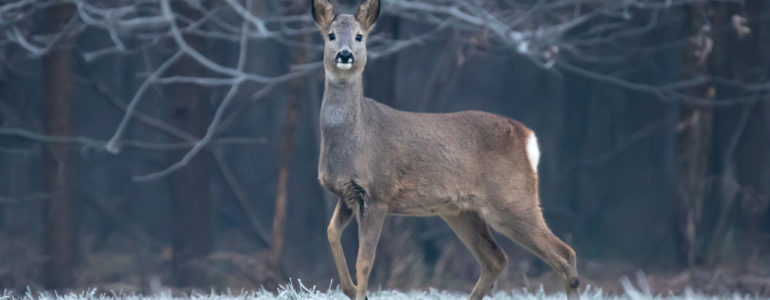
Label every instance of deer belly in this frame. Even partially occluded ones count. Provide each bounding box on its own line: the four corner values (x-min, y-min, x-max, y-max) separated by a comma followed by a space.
375, 166, 481, 215
385, 187, 475, 216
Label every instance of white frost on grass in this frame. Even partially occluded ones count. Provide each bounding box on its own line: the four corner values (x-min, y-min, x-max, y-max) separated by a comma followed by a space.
0, 278, 766, 300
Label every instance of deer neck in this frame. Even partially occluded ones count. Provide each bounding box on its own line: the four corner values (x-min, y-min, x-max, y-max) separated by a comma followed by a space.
321, 72, 364, 129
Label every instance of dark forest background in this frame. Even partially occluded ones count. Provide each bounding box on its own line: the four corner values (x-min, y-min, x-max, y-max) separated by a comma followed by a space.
0, 0, 769, 296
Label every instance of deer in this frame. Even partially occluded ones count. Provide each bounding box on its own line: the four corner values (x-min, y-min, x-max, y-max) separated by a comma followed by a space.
312, 0, 581, 299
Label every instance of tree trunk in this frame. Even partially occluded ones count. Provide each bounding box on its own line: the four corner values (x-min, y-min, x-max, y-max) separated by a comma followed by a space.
268, 29, 304, 267
166, 2, 213, 286
42, 3, 76, 290
673, 1, 714, 268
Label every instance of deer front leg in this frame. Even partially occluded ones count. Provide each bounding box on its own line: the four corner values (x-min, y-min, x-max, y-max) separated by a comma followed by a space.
354, 201, 387, 300
327, 200, 356, 298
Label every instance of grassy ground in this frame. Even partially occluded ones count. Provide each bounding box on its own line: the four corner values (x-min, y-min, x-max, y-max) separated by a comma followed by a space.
1, 278, 767, 300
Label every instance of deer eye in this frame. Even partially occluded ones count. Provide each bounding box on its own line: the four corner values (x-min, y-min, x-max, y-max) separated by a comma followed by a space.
355, 34, 363, 42
328, 33, 336, 41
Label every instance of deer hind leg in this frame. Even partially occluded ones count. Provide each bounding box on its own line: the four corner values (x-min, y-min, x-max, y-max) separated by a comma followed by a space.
442, 211, 508, 300
327, 199, 356, 298
487, 203, 580, 300
354, 200, 387, 300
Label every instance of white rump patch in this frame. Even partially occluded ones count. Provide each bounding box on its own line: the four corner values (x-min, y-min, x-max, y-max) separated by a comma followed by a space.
526, 132, 540, 172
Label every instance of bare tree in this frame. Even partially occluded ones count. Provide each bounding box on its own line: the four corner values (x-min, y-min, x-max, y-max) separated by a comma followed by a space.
269, 0, 307, 267
41, 2, 77, 289
4, 0, 768, 181
674, 1, 713, 268
163, 1, 214, 286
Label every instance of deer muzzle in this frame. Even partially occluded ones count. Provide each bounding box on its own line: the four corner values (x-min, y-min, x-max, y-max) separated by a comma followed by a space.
335, 49, 354, 70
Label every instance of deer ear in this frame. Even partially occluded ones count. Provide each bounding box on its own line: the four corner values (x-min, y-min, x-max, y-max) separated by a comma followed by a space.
355, 0, 380, 32
311, 0, 335, 29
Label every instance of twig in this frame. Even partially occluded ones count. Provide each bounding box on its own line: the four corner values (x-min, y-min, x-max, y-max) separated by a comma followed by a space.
104, 51, 184, 153
706, 94, 762, 263
133, 0, 251, 181
75, 51, 197, 143
212, 151, 270, 246
85, 196, 156, 244
550, 118, 665, 185
132, 79, 242, 181
0, 127, 263, 151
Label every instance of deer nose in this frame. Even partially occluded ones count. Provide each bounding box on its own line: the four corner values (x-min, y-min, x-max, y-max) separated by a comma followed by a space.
336, 50, 354, 64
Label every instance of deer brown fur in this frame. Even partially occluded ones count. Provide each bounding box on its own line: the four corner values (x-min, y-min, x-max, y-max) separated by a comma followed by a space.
313, 0, 580, 299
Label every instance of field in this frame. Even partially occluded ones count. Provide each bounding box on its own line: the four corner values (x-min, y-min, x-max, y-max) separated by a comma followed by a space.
2, 279, 766, 300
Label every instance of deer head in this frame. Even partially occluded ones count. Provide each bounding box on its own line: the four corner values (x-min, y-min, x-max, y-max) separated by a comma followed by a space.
312, 0, 380, 82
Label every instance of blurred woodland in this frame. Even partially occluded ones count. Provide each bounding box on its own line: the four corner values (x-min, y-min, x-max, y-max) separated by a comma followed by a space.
0, 0, 769, 296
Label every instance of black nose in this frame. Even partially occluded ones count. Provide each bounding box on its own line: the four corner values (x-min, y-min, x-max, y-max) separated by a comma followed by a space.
336, 50, 354, 63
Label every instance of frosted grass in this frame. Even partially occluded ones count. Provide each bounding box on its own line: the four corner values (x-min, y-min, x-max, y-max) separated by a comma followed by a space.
1, 286, 763, 300
0, 276, 766, 300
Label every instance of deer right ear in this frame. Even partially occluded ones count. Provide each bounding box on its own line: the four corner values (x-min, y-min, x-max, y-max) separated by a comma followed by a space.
311, 0, 335, 29
355, 0, 380, 32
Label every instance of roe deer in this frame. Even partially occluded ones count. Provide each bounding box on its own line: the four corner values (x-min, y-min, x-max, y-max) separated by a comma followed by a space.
313, 0, 580, 299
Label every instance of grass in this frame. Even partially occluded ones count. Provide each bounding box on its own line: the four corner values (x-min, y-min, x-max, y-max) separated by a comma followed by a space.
1, 276, 766, 300
0, 287, 765, 300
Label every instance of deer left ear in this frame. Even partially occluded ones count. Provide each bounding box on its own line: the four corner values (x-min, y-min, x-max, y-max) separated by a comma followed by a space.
355, 0, 380, 33
312, 0, 335, 30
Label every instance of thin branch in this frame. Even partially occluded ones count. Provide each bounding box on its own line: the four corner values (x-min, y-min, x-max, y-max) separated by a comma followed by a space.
0, 127, 264, 151
132, 78, 243, 181
549, 118, 665, 185
76, 52, 198, 143
134, 0, 253, 181
160, 0, 299, 84
104, 51, 184, 153
213, 150, 270, 246
224, 0, 267, 34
